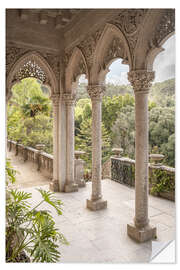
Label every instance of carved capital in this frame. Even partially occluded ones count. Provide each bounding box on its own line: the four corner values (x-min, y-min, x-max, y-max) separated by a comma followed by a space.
87, 85, 105, 100
63, 93, 76, 106
51, 93, 60, 106
128, 70, 154, 94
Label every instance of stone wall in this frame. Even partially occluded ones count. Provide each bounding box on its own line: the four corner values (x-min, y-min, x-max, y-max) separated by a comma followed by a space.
7, 140, 53, 178
7, 140, 86, 186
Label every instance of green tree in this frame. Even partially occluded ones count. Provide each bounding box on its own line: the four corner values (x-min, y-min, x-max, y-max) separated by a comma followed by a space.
75, 118, 111, 169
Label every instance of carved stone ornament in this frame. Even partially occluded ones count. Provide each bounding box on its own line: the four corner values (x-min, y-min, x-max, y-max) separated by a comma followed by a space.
6, 47, 28, 76
154, 9, 175, 46
128, 70, 154, 93
13, 60, 47, 84
87, 85, 106, 100
51, 93, 60, 105
41, 53, 60, 81
104, 37, 125, 66
73, 57, 87, 82
109, 9, 147, 55
63, 93, 76, 105
78, 26, 104, 69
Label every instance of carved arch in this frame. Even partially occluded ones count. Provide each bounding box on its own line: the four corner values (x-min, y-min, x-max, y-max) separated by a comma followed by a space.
90, 23, 132, 84
6, 51, 58, 100
133, 9, 175, 71
65, 47, 89, 93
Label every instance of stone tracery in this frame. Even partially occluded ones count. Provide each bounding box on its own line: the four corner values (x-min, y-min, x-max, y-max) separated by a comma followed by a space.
13, 60, 46, 83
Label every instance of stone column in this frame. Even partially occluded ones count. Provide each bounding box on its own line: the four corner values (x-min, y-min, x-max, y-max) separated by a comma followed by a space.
86, 85, 107, 210
127, 70, 156, 242
49, 94, 60, 192
63, 93, 78, 192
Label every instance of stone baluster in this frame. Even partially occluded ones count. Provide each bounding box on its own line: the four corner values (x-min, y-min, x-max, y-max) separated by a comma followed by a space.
49, 93, 60, 191
127, 70, 156, 242
86, 85, 107, 210
63, 93, 78, 192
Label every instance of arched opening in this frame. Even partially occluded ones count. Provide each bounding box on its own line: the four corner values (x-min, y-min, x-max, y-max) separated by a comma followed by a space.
149, 34, 175, 167
7, 78, 53, 154
103, 58, 136, 162
6, 53, 57, 187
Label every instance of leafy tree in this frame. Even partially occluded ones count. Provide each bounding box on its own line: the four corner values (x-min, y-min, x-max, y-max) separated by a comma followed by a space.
111, 105, 135, 158
75, 118, 111, 169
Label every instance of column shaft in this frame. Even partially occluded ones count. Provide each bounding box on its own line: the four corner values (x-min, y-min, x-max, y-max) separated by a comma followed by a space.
134, 92, 149, 228
64, 93, 78, 192
91, 99, 102, 200
86, 85, 107, 211
50, 94, 60, 192
127, 70, 156, 242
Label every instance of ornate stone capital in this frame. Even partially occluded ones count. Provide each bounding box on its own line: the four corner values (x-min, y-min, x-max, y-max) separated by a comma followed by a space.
63, 93, 76, 106
51, 93, 60, 105
87, 85, 106, 100
128, 70, 154, 94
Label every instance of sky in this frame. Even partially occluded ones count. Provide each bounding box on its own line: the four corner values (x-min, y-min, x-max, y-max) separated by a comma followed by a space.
105, 34, 175, 85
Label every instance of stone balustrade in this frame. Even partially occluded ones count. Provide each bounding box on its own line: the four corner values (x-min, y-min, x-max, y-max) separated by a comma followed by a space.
111, 156, 175, 201
7, 140, 85, 185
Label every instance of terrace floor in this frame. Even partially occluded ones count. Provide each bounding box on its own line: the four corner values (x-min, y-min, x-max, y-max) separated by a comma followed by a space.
7, 151, 176, 263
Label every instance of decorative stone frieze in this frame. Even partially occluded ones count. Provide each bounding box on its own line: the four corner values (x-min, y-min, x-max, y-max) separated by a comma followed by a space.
51, 93, 60, 106
87, 85, 105, 100
63, 93, 76, 105
128, 70, 155, 94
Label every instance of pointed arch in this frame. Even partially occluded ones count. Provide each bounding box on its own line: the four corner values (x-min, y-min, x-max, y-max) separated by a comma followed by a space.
6, 51, 58, 99
65, 47, 89, 93
90, 23, 132, 84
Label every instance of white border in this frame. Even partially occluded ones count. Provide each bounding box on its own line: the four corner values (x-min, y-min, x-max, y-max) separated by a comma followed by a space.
1, 1, 179, 269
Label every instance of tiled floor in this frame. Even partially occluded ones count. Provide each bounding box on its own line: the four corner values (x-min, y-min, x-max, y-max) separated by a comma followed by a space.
7, 151, 175, 263
21, 181, 175, 263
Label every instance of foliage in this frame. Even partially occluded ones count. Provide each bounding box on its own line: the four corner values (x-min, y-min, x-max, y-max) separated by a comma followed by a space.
6, 161, 68, 263
8, 77, 175, 168
149, 106, 175, 167
75, 118, 111, 169
7, 78, 53, 154
150, 169, 175, 194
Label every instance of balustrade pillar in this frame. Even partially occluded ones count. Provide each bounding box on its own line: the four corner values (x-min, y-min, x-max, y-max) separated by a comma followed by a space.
63, 93, 78, 192
49, 94, 60, 192
86, 85, 107, 210
127, 70, 156, 242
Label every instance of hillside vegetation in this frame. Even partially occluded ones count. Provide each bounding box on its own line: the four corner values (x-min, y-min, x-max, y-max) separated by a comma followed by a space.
7, 78, 175, 168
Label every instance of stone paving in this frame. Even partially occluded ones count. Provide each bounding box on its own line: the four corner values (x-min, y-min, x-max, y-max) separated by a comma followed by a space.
7, 151, 176, 263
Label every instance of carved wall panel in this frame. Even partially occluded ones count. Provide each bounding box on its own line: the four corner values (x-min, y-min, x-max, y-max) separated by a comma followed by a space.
154, 9, 175, 46
109, 9, 148, 57
103, 37, 125, 67
78, 26, 105, 70
6, 47, 28, 76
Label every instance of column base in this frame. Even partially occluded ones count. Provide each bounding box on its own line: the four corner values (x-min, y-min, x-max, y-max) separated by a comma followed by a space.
127, 223, 157, 243
86, 198, 107, 211
49, 179, 59, 192
65, 183, 78, 193
77, 179, 86, 187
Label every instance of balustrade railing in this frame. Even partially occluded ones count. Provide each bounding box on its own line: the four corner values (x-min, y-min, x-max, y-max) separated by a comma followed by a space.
111, 156, 175, 201
7, 140, 85, 186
